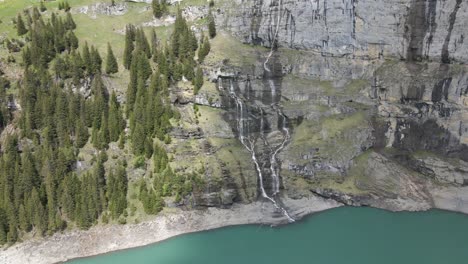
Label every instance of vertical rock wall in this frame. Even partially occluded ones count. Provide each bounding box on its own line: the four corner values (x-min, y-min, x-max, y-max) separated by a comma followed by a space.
218, 0, 468, 63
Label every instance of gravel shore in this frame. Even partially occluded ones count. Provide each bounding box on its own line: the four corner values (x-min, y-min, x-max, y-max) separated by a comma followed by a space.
0, 196, 341, 264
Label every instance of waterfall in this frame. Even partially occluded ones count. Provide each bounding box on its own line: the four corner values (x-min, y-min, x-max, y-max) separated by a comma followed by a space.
270, 107, 290, 196
264, 0, 283, 72
224, 78, 295, 222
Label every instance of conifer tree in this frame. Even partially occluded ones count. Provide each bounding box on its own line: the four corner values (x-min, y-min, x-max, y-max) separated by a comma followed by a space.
132, 123, 145, 155
64, 1, 71, 12
65, 31, 79, 51
161, 0, 168, 14
16, 14, 28, 36
40, 1, 47, 12
65, 12, 76, 30
150, 29, 158, 59
107, 165, 128, 219
123, 25, 135, 69
126, 57, 138, 115
136, 51, 152, 81
208, 10, 216, 38
97, 112, 109, 149
105, 43, 119, 75
75, 117, 89, 148
90, 46, 102, 74
198, 36, 211, 62
108, 91, 123, 142
152, 0, 162, 18
118, 131, 126, 149
82, 42, 92, 73
32, 7, 41, 21
193, 67, 203, 94
136, 28, 151, 58
18, 204, 31, 232
70, 49, 84, 84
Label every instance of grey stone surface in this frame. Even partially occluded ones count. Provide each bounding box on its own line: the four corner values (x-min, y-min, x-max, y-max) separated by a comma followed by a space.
217, 0, 468, 63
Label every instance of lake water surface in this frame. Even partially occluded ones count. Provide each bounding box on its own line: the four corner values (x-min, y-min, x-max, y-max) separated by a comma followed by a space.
69, 207, 468, 264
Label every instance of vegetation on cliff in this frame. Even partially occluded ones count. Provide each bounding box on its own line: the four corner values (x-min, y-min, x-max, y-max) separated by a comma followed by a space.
0, 0, 213, 245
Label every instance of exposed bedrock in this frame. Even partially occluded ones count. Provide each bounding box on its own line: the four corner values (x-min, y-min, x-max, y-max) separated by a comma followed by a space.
180, 0, 468, 213
217, 0, 468, 63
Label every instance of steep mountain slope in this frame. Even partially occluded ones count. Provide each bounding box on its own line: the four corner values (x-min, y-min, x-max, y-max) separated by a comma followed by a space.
201, 0, 468, 213
1, 0, 468, 263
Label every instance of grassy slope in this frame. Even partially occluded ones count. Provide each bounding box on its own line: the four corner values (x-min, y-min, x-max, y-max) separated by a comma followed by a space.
0, 0, 213, 224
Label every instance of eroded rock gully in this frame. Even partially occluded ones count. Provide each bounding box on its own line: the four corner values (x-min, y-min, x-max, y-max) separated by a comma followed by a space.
189, 0, 468, 214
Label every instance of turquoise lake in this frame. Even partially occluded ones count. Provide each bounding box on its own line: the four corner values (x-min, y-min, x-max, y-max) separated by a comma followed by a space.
69, 207, 468, 264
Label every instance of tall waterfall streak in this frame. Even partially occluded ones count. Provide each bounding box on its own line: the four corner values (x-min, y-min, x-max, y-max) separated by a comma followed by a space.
227, 79, 295, 222
264, 0, 283, 72
250, 143, 295, 223
266, 80, 289, 196
270, 107, 290, 196
259, 107, 270, 147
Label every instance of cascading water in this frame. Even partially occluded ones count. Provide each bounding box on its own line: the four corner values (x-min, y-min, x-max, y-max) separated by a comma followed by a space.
270, 107, 290, 196
220, 78, 295, 223
264, 0, 283, 73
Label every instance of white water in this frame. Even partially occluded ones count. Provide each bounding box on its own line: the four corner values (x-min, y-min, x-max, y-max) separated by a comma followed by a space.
270, 107, 290, 196
264, 0, 283, 73
266, 80, 290, 196
225, 79, 294, 222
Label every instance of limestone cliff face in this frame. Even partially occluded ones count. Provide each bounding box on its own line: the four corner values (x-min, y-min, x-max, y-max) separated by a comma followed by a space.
218, 0, 468, 63
194, 0, 468, 213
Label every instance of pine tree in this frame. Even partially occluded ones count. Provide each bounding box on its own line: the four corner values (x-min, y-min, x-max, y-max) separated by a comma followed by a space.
135, 28, 151, 58
107, 165, 128, 219
75, 118, 89, 148
18, 203, 31, 232
30, 188, 46, 235
40, 1, 47, 12
0, 210, 7, 245
7, 222, 18, 243
32, 7, 41, 21
108, 91, 123, 142
64, 1, 71, 12
152, 0, 162, 18
198, 36, 211, 62
90, 46, 102, 74
136, 51, 152, 81
66, 31, 79, 51
97, 112, 109, 149
193, 67, 204, 94
70, 49, 84, 84
118, 131, 126, 149
150, 29, 158, 60
208, 10, 216, 38
126, 57, 138, 114
55, 211, 64, 231
144, 137, 153, 158
161, 0, 168, 14
82, 42, 92, 73
123, 25, 135, 69
65, 12, 76, 30
16, 14, 28, 36
105, 43, 119, 75
132, 123, 145, 155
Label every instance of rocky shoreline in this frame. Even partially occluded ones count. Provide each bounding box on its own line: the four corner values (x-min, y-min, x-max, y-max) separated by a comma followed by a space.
0, 196, 341, 264
2, 186, 468, 264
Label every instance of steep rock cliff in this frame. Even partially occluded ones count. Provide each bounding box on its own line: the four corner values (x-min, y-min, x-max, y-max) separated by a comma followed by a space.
192, 0, 468, 214
218, 0, 468, 63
